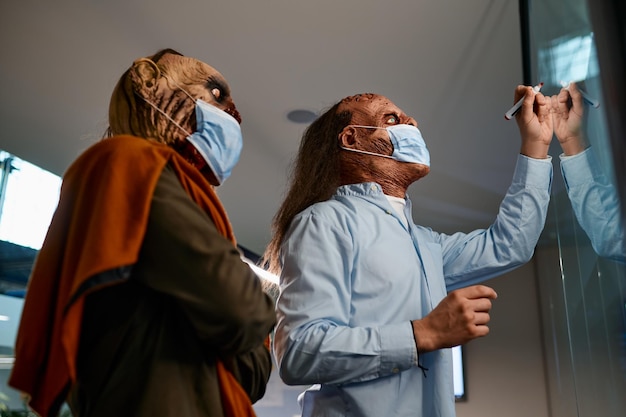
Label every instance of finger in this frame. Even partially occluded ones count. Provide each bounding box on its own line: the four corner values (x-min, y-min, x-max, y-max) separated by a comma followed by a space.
549, 94, 565, 123
543, 95, 554, 131
472, 311, 491, 325
568, 82, 584, 115
557, 87, 570, 104
535, 92, 547, 105
535, 93, 550, 123
556, 88, 571, 114
521, 86, 536, 119
468, 297, 494, 313
457, 285, 498, 300
513, 85, 527, 103
472, 323, 491, 338
550, 95, 559, 112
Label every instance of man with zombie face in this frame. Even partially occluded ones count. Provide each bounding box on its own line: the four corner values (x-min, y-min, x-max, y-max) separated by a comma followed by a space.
264, 89, 554, 417
10, 49, 276, 417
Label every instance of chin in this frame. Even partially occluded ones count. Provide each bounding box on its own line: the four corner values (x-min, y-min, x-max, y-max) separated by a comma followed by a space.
206, 172, 221, 187
413, 164, 430, 179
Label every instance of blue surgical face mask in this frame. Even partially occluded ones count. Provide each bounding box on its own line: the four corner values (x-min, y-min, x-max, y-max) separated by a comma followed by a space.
136, 77, 243, 185
340, 124, 430, 167
186, 99, 243, 185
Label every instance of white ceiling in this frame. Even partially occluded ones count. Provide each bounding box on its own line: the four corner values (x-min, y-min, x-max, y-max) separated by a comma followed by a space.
0, 0, 527, 255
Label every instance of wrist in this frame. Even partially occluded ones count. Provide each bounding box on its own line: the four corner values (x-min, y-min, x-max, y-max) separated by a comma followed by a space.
520, 143, 550, 159
411, 319, 435, 353
409, 320, 431, 377
560, 135, 588, 156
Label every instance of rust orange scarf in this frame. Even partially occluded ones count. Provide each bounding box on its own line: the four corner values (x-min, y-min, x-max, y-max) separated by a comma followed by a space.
9, 135, 258, 417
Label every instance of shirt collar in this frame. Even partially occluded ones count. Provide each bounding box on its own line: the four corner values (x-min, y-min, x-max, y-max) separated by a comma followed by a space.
335, 183, 412, 227
335, 182, 386, 197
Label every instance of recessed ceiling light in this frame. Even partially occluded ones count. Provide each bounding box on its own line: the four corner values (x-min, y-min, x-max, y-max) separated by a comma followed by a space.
286, 109, 317, 124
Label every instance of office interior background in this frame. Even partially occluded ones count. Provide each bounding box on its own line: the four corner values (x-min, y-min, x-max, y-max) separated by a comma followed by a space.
0, 0, 625, 416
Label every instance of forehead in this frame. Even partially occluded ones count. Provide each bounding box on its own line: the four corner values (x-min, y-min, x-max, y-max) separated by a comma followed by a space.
338, 93, 406, 123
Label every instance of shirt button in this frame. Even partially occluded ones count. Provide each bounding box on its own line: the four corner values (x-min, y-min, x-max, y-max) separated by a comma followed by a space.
392, 368, 400, 373
370, 184, 378, 191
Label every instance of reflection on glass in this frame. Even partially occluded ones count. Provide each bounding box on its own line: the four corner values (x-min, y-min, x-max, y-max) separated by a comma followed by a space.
527, 0, 626, 416
552, 83, 626, 263
560, 147, 625, 262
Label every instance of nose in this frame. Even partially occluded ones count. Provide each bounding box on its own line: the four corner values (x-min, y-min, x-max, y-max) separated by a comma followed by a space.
404, 116, 418, 127
225, 105, 242, 124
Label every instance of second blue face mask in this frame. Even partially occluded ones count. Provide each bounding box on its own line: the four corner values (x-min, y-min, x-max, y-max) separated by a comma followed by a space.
340, 124, 431, 167
137, 80, 243, 185
186, 99, 243, 185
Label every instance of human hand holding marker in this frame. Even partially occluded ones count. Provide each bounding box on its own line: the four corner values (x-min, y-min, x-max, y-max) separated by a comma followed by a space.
505, 81, 599, 121
510, 83, 553, 159
560, 80, 600, 108
551, 82, 588, 156
504, 82, 544, 120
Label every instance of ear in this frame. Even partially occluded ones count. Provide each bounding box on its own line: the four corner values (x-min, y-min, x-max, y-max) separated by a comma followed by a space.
338, 126, 358, 148
129, 58, 161, 95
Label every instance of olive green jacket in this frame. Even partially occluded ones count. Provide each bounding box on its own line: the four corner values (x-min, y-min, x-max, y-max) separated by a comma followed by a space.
68, 164, 276, 416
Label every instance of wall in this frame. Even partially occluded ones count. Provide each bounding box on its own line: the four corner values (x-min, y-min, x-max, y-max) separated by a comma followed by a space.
457, 261, 549, 417
455, 261, 549, 417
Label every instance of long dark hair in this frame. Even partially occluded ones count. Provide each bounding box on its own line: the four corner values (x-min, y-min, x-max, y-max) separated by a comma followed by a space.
262, 102, 352, 273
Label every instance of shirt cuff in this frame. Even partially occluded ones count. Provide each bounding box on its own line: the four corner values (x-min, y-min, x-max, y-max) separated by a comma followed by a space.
514, 153, 553, 189
559, 147, 602, 188
378, 322, 418, 375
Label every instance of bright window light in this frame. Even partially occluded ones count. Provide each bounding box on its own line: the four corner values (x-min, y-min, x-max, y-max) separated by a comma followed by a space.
0, 151, 61, 250
242, 257, 279, 285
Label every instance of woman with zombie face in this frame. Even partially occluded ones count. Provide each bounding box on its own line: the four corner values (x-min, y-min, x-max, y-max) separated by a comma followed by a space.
9, 49, 276, 417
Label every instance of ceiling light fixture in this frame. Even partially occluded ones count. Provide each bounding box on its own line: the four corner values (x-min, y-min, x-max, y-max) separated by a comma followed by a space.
286, 109, 317, 124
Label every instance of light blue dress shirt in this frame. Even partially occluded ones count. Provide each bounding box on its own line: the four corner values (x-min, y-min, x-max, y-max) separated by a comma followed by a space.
560, 147, 626, 263
274, 155, 552, 417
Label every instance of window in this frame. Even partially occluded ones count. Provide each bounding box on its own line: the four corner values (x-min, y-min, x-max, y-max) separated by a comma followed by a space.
0, 151, 61, 250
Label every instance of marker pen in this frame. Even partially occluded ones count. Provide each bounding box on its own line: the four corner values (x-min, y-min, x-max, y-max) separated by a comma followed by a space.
559, 81, 600, 108
504, 82, 544, 120
579, 89, 600, 108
